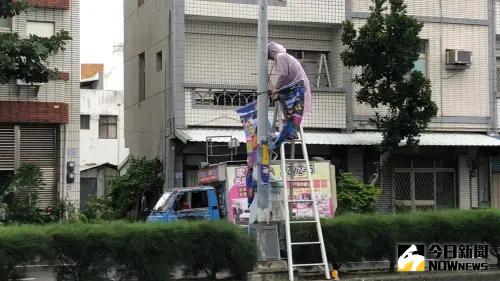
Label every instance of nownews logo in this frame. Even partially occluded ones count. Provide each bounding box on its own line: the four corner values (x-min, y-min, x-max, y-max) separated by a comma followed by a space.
397, 243, 489, 272
397, 244, 425, 272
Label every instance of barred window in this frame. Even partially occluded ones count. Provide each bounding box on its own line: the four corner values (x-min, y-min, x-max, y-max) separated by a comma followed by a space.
288, 50, 331, 88
192, 88, 274, 107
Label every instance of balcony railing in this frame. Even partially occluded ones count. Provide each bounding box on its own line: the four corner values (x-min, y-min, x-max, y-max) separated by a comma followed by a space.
184, 83, 346, 129
190, 83, 274, 108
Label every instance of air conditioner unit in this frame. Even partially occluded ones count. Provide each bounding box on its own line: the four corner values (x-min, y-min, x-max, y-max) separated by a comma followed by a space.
446, 49, 472, 69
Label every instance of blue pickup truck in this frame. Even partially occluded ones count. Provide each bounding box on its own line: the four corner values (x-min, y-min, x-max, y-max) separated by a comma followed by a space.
147, 187, 222, 222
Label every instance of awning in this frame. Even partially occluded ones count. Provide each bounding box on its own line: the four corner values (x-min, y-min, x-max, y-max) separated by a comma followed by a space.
176, 128, 500, 147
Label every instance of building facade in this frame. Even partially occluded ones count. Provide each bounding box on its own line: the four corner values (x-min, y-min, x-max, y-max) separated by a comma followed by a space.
80, 61, 128, 170
124, 0, 500, 211
0, 0, 80, 208
80, 89, 128, 169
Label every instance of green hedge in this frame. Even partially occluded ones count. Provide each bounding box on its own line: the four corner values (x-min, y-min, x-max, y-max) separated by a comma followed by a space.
293, 209, 500, 271
2, 210, 500, 280
0, 221, 255, 281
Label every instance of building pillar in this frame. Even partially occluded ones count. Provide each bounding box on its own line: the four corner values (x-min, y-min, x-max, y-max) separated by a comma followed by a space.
458, 155, 479, 209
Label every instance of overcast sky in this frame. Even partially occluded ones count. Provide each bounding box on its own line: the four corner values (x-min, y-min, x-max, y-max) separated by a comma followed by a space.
80, 0, 124, 65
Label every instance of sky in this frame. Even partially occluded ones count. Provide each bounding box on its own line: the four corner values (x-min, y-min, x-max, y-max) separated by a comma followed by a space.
80, 0, 124, 65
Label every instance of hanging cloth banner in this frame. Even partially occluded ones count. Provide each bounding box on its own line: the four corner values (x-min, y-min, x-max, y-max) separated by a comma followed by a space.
236, 101, 270, 207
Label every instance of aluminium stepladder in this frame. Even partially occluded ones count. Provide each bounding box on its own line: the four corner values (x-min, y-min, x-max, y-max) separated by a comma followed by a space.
274, 105, 331, 281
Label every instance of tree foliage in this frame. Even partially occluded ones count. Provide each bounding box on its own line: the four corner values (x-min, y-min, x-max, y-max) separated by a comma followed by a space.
0, 163, 49, 224
0, 0, 29, 18
82, 158, 163, 221
3, 163, 45, 204
341, 0, 438, 183
0, 0, 71, 84
336, 172, 380, 215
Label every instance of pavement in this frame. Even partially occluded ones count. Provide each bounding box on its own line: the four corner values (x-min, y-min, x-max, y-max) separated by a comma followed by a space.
17, 266, 53, 281
19, 266, 500, 281
333, 269, 500, 281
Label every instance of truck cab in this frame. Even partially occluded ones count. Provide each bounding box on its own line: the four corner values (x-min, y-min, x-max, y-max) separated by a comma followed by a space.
147, 187, 221, 222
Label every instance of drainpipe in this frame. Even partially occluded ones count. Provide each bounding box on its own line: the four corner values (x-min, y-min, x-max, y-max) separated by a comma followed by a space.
344, 0, 354, 132
490, 0, 498, 134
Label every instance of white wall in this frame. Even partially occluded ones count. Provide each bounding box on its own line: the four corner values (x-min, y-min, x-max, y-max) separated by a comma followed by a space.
80, 90, 129, 168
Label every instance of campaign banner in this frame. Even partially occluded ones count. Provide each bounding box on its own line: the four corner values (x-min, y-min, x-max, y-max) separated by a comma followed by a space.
271, 162, 334, 218
235, 101, 270, 207
225, 162, 334, 225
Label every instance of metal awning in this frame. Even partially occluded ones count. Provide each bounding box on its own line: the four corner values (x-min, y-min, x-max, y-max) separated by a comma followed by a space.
176, 128, 500, 147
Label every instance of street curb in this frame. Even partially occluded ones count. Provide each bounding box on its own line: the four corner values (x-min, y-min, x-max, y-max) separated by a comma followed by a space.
331, 269, 500, 281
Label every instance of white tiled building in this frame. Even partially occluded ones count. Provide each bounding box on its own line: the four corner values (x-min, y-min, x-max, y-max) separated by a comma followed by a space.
0, 0, 80, 207
124, 0, 500, 212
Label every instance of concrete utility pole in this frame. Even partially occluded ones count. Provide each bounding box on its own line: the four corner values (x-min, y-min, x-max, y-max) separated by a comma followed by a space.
256, 0, 269, 213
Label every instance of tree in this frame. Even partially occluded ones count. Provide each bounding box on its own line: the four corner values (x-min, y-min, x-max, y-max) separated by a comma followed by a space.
0, 163, 46, 223
0, 0, 71, 84
341, 0, 438, 185
336, 172, 381, 215
107, 158, 163, 220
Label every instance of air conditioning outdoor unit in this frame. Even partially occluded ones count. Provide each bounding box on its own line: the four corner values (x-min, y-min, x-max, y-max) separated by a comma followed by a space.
15, 79, 44, 97
446, 49, 471, 69
16, 79, 45, 86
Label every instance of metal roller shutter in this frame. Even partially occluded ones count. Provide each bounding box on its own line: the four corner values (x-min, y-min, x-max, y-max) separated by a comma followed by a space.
20, 125, 57, 208
0, 125, 15, 171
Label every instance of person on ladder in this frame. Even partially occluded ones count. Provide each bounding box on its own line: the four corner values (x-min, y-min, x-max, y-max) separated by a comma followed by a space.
267, 42, 311, 150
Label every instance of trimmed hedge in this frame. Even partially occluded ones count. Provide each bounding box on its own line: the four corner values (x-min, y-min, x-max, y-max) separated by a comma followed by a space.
294, 209, 500, 271
1, 210, 500, 280
0, 221, 255, 281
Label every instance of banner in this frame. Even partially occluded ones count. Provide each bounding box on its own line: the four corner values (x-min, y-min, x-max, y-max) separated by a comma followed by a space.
271, 162, 333, 218
235, 101, 270, 207
225, 162, 334, 225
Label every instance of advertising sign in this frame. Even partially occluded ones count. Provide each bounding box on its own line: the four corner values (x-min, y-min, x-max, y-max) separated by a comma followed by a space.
225, 162, 334, 225
272, 162, 333, 218
197, 166, 219, 184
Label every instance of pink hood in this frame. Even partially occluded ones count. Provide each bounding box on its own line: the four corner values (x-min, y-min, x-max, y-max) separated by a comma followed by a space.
267, 42, 312, 116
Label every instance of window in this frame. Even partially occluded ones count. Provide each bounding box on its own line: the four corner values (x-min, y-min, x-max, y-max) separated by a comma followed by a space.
98, 115, 117, 139
497, 66, 500, 92
26, 21, 55, 37
80, 115, 90, 130
0, 17, 11, 32
138, 52, 145, 102
156, 51, 162, 72
174, 191, 209, 211
287, 50, 331, 88
413, 41, 428, 76
192, 87, 275, 107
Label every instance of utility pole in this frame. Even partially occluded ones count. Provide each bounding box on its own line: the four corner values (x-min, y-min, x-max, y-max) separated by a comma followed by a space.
256, 0, 270, 215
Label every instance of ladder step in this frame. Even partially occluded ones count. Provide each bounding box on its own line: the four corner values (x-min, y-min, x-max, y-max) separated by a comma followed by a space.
291, 241, 321, 246
283, 140, 303, 144
290, 220, 317, 224
288, 199, 314, 203
293, 263, 326, 268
